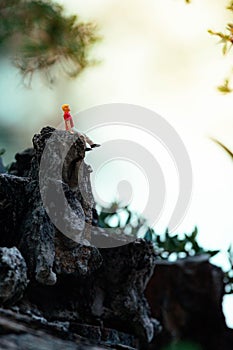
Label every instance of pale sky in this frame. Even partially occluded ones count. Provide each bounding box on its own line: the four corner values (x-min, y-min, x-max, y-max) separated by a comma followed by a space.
0, 0, 233, 326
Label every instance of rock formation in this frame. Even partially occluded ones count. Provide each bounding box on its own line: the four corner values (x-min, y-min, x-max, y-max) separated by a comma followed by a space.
0, 126, 159, 349
1, 126, 232, 350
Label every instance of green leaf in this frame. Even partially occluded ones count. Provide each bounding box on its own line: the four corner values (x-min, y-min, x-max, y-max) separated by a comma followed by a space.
192, 226, 198, 239
0, 148, 5, 156
210, 137, 233, 160
207, 250, 220, 257
222, 43, 228, 55
144, 229, 153, 242
217, 79, 233, 94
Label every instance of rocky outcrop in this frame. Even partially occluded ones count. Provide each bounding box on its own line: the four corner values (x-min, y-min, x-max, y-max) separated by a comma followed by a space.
96, 241, 161, 344
0, 126, 232, 350
0, 126, 159, 349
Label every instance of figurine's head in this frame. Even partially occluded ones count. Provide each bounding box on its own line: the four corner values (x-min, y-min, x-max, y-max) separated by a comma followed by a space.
62, 104, 70, 112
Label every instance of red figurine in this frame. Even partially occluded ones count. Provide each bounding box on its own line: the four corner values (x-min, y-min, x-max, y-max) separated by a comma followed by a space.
61, 104, 100, 150
62, 104, 74, 134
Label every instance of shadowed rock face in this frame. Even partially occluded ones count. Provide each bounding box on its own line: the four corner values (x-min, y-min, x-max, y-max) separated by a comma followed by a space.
3, 126, 102, 285
0, 126, 159, 348
95, 241, 161, 344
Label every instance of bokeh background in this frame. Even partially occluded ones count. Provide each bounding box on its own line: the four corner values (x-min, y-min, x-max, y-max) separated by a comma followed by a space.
0, 0, 233, 325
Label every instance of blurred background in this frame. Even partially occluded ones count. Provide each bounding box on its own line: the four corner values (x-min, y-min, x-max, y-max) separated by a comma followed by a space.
0, 0, 233, 326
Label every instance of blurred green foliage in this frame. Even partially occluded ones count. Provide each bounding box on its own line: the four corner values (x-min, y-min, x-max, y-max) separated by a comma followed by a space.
98, 202, 233, 294
209, 138, 233, 294
217, 79, 233, 94
98, 202, 219, 259
0, 0, 99, 86
208, 2, 233, 93
224, 245, 233, 294
0, 149, 6, 156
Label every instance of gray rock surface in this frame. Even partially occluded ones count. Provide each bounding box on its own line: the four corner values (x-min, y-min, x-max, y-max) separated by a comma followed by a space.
95, 240, 160, 343
0, 247, 28, 305
0, 308, 134, 350
0, 174, 29, 247
0, 126, 159, 348
8, 148, 35, 177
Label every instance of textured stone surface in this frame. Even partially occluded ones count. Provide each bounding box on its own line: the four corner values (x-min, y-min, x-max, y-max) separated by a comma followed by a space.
0, 312, 111, 350
0, 127, 101, 286
0, 126, 159, 348
0, 174, 29, 247
0, 308, 137, 349
94, 240, 160, 344
21, 238, 158, 345
0, 247, 28, 305
8, 148, 35, 177
1, 125, 231, 350
146, 255, 233, 350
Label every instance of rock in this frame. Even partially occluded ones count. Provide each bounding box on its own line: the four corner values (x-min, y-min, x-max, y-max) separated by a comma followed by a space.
54, 232, 103, 276
0, 247, 28, 305
8, 148, 35, 177
0, 127, 100, 285
1, 124, 232, 350
0, 126, 160, 348
0, 308, 137, 349
0, 175, 29, 247
69, 323, 136, 347
145, 255, 233, 350
94, 239, 160, 344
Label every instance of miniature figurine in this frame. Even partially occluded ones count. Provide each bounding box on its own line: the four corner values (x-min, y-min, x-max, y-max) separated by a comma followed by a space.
62, 104, 75, 134
61, 104, 100, 150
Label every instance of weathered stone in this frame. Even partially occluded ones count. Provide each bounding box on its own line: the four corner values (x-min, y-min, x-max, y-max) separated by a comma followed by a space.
93, 240, 160, 344
0, 127, 101, 285
8, 148, 35, 177
69, 323, 136, 348
0, 122, 232, 350
54, 232, 103, 276
0, 126, 160, 348
0, 175, 29, 247
18, 196, 57, 285
0, 308, 137, 349
0, 247, 28, 305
